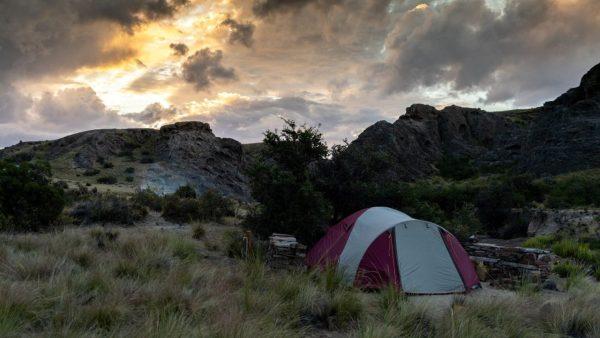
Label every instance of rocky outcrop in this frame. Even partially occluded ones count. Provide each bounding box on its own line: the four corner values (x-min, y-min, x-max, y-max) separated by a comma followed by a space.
0, 121, 252, 201
342, 62, 600, 182
153, 122, 250, 199
526, 208, 600, 238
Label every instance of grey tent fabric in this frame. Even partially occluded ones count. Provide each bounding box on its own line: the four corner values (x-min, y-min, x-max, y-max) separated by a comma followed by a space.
394, 220, 465, 294
338, 207, 412, 283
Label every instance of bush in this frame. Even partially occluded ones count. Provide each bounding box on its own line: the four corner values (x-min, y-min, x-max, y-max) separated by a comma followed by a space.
174, 185, 197, 199
132, 189, 164, 212
192, 223, 206, 240
437, 155, 478, 180
97, 175, 117, 184
198, 189, 234, 221
161, 195, 202, 223
523, 235, 556, 249
71, 194, 147, 225
140, 157, 155, 164
103, 162, 114, 169
223, 229, 244, 258
544, 170, 600, 208
83, 168, 100, 176
124, 167, 135, 174
125, 176, 134, 182
0, 160, 65, 232
552, 239, 597, 264
553, 261, 584, 278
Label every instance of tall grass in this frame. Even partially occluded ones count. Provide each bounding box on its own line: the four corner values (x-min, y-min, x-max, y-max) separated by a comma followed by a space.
0, 227, 598, 336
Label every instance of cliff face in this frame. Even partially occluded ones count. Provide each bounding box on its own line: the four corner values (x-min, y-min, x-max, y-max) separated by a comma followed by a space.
341, 62, 600, 182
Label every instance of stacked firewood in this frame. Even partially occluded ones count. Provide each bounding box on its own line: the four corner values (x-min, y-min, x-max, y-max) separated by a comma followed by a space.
266, 233, 307, 269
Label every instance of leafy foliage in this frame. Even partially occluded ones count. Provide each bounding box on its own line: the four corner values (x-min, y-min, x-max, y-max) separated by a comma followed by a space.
71, 194, 147, 225
174, 185, 197, 199
96, 175, 117, 184
0, 160, 65, 231
245, 119, 331, 244
161, 190, 234, 224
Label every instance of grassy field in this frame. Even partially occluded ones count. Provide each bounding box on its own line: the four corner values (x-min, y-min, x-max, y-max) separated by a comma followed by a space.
1, 224, 599, 337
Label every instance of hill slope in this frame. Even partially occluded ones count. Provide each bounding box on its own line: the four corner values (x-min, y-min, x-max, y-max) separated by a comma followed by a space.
0, 122, 251, 200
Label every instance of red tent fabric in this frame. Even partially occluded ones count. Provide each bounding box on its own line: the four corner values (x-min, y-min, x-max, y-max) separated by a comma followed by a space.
306, 207, 480, 294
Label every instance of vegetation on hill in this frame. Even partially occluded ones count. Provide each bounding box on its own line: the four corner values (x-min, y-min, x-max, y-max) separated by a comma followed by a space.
245, 119, 331, 244
0, 160, 65, 232
246, 120, 600, 242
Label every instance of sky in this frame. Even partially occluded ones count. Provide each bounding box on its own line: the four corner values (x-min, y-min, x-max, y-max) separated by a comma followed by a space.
0, 0, 599, 148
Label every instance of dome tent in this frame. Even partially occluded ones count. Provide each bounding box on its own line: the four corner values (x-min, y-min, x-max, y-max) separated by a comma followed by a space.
306, 207, 480, 294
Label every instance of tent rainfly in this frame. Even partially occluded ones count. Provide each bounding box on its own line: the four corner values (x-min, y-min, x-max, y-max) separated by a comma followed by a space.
305, 207, 480, 294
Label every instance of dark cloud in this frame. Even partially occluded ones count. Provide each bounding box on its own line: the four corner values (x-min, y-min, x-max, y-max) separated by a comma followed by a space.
252, 0, 340, 17
126, 102, 179, 124
181, 48, 237, 90
221, 18, 255, 47
0, 0, 188, 83
169, 42, 189, 56
74, 0, 189, 31
381, 0, 600, 105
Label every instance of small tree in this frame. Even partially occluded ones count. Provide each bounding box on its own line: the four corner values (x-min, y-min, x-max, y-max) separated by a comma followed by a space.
245, 119, 331, 245
0, 160, 65, 231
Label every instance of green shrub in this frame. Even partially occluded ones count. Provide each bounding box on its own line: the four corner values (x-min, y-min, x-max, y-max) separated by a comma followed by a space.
124, 167, 135, 174
437, 155, 478, 180
192, 223, 206, 240
125, 176, 134, 182
223, 229, 244, 258
553, 261, 584, 278
170, 239, 198, 261
523, 235, 556, 249
245, 119, 331, 245
90, 228, 119, 249
96, 175, 117, 184
198, 189, 234, 221
118, 150, 133, 157
103, 162, 114, 169
161, 195, 202, 223
83, 168, 100, 176
174, 185, 197, 199
140, 157, 155, 164
132, 189, 164, 212
544, 169, 600, 208
552, 239, 597, 263
71, 194, 147, 225
0, 160, 65, 232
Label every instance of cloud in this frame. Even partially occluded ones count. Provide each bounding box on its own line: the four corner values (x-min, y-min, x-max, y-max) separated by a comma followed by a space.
181, 48, 237, 90
380, 0, 600, 105
0, 0, 188, 83
0, 86, 143, 147
221, 18, 255, 47
126, 102, 179, 125
181, 94, 386, 143
0, 85, 32, 124
252, 0, 340, 17
169, 42, 190, 56
74, 0, 190, 31
31, 87, 134, 133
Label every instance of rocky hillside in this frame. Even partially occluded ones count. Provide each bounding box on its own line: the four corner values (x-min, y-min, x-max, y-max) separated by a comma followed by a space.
339, 63, 600, 182
0, 122, 251, 200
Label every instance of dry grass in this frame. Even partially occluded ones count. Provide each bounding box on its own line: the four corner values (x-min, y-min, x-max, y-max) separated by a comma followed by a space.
0, 226, 599, 337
